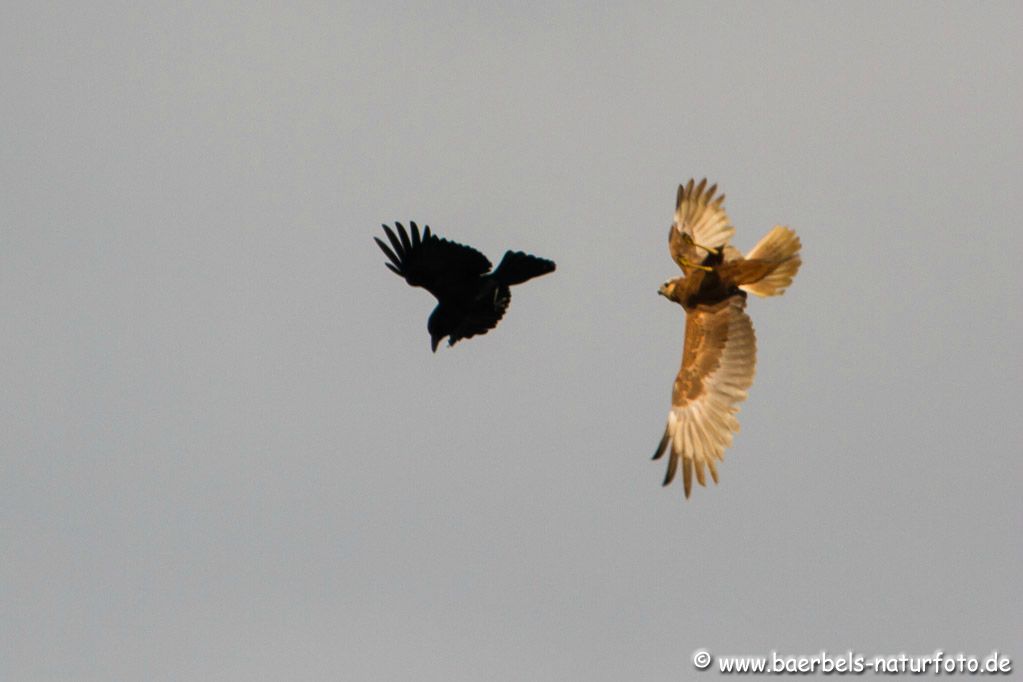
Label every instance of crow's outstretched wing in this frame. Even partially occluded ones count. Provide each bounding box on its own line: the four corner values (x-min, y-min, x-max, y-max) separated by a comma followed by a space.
446, 286, 511, 347
375, 222, 492, 301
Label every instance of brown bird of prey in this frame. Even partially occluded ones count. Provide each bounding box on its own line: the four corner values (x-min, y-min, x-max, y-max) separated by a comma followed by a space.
653, 179, 802, 497
375, 222, 556, 351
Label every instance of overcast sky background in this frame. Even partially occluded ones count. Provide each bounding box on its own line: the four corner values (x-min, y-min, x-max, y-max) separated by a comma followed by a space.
3, 3, 1021, 680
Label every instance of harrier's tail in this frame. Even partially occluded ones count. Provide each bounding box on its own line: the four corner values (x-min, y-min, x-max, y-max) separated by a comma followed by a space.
493, 251, 556, 286
740, 226, 801, 297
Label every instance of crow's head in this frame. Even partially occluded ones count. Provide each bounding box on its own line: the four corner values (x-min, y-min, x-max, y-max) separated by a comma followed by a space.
427, 306, 457, 352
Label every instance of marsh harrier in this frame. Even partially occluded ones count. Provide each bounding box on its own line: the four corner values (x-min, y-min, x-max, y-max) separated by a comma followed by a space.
653, 179, 802, 497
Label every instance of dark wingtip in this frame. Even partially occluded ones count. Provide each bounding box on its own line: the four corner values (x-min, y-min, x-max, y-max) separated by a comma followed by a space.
382, 224, 404, 257
395, 222, 412, 252
374, 237, 402, 269
662, 457, 677, 486
652, 430, 669, 460
661, 448, 678, 487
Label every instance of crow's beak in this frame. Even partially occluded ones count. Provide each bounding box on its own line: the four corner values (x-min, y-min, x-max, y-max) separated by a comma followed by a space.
431, 335, 441, 353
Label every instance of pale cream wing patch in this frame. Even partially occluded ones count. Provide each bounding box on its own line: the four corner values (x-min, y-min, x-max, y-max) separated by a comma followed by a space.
740, 226, 802, 297
669, 178, 736, 270
652, 295, 756, 497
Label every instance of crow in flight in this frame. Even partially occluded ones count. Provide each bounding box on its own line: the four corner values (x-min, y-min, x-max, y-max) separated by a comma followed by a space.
375, 222, 556, 351
653, 179, 802, 497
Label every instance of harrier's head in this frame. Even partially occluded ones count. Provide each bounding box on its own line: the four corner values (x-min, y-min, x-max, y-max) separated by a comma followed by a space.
658, 278, 685, 304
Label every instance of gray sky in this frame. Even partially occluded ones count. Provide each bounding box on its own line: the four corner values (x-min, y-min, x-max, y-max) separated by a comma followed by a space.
3, 2, 1021, 680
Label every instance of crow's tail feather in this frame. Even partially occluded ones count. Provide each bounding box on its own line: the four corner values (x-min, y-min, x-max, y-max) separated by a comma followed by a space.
493, 251, 556, 286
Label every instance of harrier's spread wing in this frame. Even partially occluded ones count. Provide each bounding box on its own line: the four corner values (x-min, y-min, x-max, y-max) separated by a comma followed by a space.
669, 178, 735, 270
653, 295, 756, 497
375, 222, 492, 300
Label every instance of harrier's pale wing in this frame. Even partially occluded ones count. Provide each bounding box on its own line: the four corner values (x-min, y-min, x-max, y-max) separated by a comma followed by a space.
668, 178, 735, 270
653, 295, 756, 497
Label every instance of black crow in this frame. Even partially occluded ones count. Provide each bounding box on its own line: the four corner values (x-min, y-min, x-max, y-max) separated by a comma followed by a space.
375, 222, 556, 351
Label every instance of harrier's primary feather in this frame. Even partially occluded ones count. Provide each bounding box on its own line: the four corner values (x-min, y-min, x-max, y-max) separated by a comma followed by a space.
374, 222, 556, 351
669, 178, 736, 272
654, 180, 801, 497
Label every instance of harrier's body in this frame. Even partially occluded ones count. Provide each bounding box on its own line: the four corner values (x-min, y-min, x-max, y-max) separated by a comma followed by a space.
653, 179, 802, 497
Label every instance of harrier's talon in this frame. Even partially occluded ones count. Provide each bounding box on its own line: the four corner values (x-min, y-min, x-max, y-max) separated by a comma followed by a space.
681, 231, 719, 255
690, 240, 719, 255
682, 259, 713, 271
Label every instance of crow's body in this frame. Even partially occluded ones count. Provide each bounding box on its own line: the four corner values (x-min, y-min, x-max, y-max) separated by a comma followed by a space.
375, 222, 555, 351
